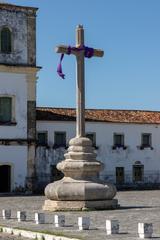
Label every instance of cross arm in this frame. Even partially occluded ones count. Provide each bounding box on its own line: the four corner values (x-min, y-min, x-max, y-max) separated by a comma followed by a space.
92, 48, 104, 57
55, 45, 77, 55
55, 45, 104, 57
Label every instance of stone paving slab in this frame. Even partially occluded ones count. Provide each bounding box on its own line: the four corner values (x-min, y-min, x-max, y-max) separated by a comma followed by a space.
0, 233, 31, 240
0, 191, 160, 239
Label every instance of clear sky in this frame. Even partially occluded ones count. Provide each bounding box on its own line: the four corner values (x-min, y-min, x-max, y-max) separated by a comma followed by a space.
6, 0, 160, 110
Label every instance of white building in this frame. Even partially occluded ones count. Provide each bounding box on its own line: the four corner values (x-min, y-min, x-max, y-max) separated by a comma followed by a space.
36, 108, 160, 191
0, 3, 40, 192
0, 2, 160, 193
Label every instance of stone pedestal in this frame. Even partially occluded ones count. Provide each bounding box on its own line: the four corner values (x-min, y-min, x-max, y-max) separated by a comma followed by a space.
43, 137, 118, 211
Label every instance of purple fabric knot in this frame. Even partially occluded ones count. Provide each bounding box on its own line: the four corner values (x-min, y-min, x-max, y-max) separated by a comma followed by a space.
57, 45, 94, 79
84, 47, 94, 58
66, 46, 72, 55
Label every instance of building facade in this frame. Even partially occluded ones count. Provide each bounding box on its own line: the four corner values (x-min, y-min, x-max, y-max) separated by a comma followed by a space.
36, 108, 160, 191
0, 3, 40, 192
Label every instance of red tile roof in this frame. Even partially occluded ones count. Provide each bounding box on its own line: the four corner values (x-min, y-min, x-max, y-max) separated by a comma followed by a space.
36, 107, 160, 124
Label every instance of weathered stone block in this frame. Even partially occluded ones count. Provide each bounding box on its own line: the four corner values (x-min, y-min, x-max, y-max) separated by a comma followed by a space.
2, 210, 11, 220
35, 213, 45, 224
54, 215, 65, 227
43, 198, 118, 211
106, 220, 119, 235
138, 223, 153, 239
78, 216, 90, 230
17, 211, 26, 222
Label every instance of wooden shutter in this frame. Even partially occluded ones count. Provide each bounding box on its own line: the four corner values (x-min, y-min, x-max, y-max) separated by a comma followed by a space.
55, 132, 66, 146
37, 132, 47, 145
0, 97, 12, 122
1, 28, 11, 53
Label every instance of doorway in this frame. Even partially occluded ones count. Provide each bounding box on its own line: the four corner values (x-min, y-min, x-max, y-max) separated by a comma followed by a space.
116, 167, 125, 184
0, 165, 11, 192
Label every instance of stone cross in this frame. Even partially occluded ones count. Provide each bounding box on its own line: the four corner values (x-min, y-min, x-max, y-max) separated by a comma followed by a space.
44, 26, 118, 211
55, 25, 104, 137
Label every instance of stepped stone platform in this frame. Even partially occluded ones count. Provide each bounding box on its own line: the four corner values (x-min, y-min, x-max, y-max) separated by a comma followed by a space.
0, 191, 160, 239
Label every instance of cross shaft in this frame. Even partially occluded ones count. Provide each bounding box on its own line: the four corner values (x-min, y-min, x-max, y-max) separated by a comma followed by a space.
55, 25, 104, 137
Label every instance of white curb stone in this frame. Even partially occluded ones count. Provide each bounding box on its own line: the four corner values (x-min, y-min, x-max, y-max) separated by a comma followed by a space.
12, 229, 21, 237
54, 214, 65, 227
138, 223, 153, 239
17, 211, 26, 222
106, 219, 119, 235
35, 213, 45, 224
0, 226, 80, 240
2, 209, 11, 220
78, 216, 90, 230
20, 230, 37, 239
2, 227, 13, 235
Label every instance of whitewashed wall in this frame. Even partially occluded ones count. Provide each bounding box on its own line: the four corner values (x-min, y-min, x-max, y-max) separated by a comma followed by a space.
0, 72, 28, 191
0, 146, 27, 190
36, 120, 160, 186
0, 72, 27, 138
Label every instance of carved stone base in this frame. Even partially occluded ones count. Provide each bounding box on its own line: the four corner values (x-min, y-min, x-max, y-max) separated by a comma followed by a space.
43, 199, 118, 211
44, 178, 117, 201
43, 137, 119, 211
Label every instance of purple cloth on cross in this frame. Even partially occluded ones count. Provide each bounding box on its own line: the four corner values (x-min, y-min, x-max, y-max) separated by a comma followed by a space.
57, 45, 94, 79
57, 54, 65, 79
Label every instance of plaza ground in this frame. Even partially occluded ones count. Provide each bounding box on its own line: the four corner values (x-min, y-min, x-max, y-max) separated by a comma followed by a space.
0, 190, 160, 239
0, 233, 29, 239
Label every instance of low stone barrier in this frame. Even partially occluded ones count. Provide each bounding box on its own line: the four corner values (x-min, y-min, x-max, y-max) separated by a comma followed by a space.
78, 216, 90, 230
106, 219, 119, 235
138, 223, 153, 239
2, 209, 11, 220
35, 212, 45, 224
17, 211, 26, 222
0, 226, 79, 240
0, 210, 157, 239
54, 214, 65, 227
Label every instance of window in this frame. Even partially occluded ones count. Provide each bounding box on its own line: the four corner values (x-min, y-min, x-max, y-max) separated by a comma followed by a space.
37, 132, 48, 146
141, 133, 151, 148
133, 165, 144, 182
113, 134, 124, 147
0, 97, 12, 122
86, 132, 96, 147
1, 27, 12, 53
54, 132, 66, 147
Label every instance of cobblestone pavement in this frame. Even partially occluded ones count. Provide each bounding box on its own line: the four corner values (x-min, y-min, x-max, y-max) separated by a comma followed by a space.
0, 233, 31, 239
0, 191, 160, 239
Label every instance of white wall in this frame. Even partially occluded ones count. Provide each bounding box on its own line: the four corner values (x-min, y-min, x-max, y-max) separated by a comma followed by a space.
0, 146, 27, 190
37, 120, 160, 184
0, 72, 27, 138
37, 121, 76, 145
0, 72, 28, 191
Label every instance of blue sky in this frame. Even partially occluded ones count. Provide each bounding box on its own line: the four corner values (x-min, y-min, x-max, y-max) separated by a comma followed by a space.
7, 0, 160, 110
